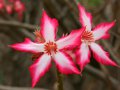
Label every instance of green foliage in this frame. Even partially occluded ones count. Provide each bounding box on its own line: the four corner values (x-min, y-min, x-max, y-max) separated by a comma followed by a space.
76, 0, 82, 3
76, 0, 102, 7
88, 0, 102, 7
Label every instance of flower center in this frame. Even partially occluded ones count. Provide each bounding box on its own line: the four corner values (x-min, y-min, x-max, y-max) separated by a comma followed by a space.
44, 42, 57, 55
81, 30, 94, 45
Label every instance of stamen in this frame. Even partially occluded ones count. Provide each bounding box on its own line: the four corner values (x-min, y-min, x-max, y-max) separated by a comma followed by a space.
34, 30, 45, 43
44, 42, 57, 55
82, 30, 94, 44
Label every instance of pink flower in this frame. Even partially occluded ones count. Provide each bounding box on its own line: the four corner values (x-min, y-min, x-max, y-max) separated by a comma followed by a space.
0, 0, 4, 9
14, 0, 25, 20
9, 0, 16, 3
10, 11, 85, 87
76, 3, 118, 72
5, 4, 13, 14
14, 0, 25, 13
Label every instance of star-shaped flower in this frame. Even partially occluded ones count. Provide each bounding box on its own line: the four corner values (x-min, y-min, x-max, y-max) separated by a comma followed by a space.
10, 11, 85, 87
76, 3, 118, 72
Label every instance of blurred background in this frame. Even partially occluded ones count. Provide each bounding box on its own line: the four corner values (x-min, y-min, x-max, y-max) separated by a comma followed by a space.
0, 0, 120, 90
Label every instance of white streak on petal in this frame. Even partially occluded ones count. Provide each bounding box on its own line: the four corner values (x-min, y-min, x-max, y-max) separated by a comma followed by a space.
76, 43, 90, 72
90, 43, 117, 66
53, 51, 80, 74
93, 21, 115, 40
10, 38, 44, 53
29, 54, 51, 87
78, 3, 92, 31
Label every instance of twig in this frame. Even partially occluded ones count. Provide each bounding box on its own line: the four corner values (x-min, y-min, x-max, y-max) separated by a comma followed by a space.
0, 85, 48, 90
0, 20, 36, 30
85, 65, 120, 89
110, 31, 120, 39
101, 40, 120, 64
56, 70, 64, 90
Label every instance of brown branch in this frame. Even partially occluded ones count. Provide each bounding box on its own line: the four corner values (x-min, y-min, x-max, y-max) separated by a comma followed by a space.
85, 65, 120, 90
110, 31, 120, 39
101, 40, 120, 64
0, 85, 48, 90
0, 20, 36, 30
0, 20, 120, 40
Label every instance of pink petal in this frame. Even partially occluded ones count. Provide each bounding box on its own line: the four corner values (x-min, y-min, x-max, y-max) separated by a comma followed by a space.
0, 0, 4, 9
90, 43, 117, 66
29, 54, 51, 87
6, 5, 12, 14
9, 38, 44, 53
56, 27, 85, 50
76, 43, 90, 72
53, 51, 80, 74
14, 0, 25, 13
40, 11, 58, 42
78, 3, 92, 31
93, 21, 115, 40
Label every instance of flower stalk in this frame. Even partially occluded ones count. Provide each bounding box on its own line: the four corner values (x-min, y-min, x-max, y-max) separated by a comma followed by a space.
57, 70, 64, 90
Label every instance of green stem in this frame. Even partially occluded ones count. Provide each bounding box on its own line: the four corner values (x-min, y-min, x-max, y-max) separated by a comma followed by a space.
57, 70, 64, 90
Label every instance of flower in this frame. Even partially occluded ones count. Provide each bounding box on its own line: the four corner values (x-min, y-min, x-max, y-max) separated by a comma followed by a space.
10, 11, 85, 87
0, 0, 4, 9
14, 0, 25, 20
5, 4, 13, 14
0, 0, 25, 20
14, 0, 25, 14
76, 3, 118, 72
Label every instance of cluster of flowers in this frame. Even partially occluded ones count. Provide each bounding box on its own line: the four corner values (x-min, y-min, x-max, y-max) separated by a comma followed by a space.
0, 0, 25, 19
10, 3, 118, 87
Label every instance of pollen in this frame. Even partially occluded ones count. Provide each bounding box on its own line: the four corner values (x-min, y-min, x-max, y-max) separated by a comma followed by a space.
82, 30, 94, 44
34, 30, 45, 43
44, 42, 57, 55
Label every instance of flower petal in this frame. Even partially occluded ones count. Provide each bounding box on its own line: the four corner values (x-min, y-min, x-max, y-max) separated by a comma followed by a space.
29, 54, 51, 87
76, 43, 90, 72
56, 27, 85, 50
53, 51, 80, 74
93, 21, 115, 40
90, 43, 117, 66
40, 11, 58, 42
9, 38, 44, 53
78, 3, 92, 31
